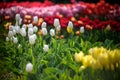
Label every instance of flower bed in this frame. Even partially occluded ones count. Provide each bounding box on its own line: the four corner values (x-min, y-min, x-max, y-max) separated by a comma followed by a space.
0, 0, 120, 80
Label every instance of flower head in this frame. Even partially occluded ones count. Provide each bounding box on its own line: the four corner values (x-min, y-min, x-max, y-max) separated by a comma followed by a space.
54, 18, 60, 27
8, 31, 14, 38
41, 22, 47, 28
50, 29, 55, 36
15, 14, 20, 21
28, 28, 34, 35
20, 28, 26, 37
13, 37, 18, 44
33, 16, 38, 23
80, 26, 85, 33
33, 26, 38, 33
42, 28, 47, 35
6, 37, 9, 41
29, 34, 36, 45
43, 44, 49, 52
26, 63, 33, 72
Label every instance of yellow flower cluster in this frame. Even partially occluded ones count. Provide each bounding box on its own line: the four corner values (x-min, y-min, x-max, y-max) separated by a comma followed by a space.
74, 47, 120, 71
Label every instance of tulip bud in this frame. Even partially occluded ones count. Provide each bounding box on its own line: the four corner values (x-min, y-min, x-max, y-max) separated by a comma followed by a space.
20, 28, 26, 37
22, 24, 27, 30
54, 18, 60, 27
13, 37, 18, 44
15, 14, 20, 21
28, 23, 33, 28
80, 26, 85, 33
43, 44, 49, 52
33, 26, 38, 33
29, 34, 36, 45
26, 63, 33, 72
8, 31, 14, 38
50, 29, 55, 36
33, 16, 38, 23
41, 22, 47, 28
18, 44, 21, 49
56, 25, 61, 31
15, 26, 20, 33
6, 37, 9, 41
28, 28, 34, 35
68, 21, 73, 29
13, 29, 16, 35
42, 28, 47, 35
9, 25, 14, 31
18, 18, 22, 25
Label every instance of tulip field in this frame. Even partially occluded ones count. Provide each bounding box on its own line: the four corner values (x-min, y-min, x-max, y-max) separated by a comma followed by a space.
0, 0, 120, 80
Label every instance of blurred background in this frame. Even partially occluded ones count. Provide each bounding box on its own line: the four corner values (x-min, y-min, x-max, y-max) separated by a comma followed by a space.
1, 0, 120, 4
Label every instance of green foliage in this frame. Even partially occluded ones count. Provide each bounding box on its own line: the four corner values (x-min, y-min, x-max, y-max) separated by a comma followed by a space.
0, 21, 120, 80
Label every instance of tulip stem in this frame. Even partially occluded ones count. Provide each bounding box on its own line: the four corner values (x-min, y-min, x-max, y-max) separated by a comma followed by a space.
30, 46, 35, 73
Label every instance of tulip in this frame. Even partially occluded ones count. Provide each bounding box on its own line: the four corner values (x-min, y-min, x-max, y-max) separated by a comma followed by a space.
33, 26, 38, 33
6, 37, 9, 41
26, 63, 33, 72
8, 31, 14, 38
33, 16, 38, 23
13, 37, 18, 44
28, 23, 33, 28
9, 25, 14, 31
22, 24, 27, 30
18, 44, 21, 49
13, 29, 16, 35
50, 29, 55, 36
80, 26, 85, 33
54, 18, 60, 27
29, 34, 36, 45
20, 28, 26, 37
28, 28, 34, 35
18, 18, 22, 25
15, 26, 20, 33
56, 25, 61, 31
43, 44, 49, 52
15, 14, 20, 21
41, 22, 47, 28
42, 28, 47, 35
68, 21, 73, 29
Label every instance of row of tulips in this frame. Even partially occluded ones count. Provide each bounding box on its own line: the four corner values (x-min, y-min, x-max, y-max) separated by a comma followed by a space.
0, 0, 120, 20
4, 14, 120, 32
75, 47, 120, 71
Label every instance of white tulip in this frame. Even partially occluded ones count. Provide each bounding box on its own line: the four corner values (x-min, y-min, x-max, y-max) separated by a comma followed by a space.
68, 21, 73, 29
29, 34, 36, 45
18, 44, 21, 49
22, 24, 27, 30
33, 34, 37, 40
15, 26, 20, 33
9, 25, 14, 31
26, 63, 33, 72
8, 31, 14, 38
6, 37, 9, 41
33, 16, 38, 23
28, 28, 34, 35
41, 22, 47, 28
54, 18, 60, 27
50, 29, 55, 36
28, 23, 33, 28
15, 14, 20, 21
18, 18, 22, 25
33, 26, 38, 33
43, 44, 49, 52
56, 25, 61, 31
13, 37, 18, 44
13, 29, 16, 35
42, 28, 47, 35
80, 26, 85, 33
20, 28, 26, 37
